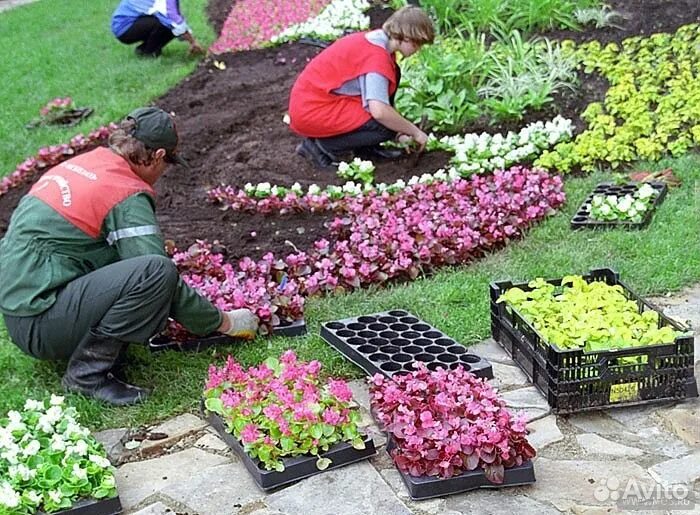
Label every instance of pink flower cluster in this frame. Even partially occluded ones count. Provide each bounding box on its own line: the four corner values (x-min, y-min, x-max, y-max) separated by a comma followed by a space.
211, 0, 330, 54
0, 124, 116, 198
170, 167, 564, 339
204, 350, 365, 470
370, 364, 536, 482
40, 96, 74, 116
168, 241, 305, 338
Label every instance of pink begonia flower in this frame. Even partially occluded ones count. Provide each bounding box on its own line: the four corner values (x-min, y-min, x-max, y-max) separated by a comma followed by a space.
322, 408, 342, 425
240, 423, 261, 444
328, 379, 353, 402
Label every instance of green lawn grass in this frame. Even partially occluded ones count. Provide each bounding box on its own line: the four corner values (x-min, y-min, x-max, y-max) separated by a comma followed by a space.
0, 0, 213, 174
1, 1, 699, 430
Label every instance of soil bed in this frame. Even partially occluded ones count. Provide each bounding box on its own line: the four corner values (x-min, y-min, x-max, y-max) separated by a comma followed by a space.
0, 1, 697, 262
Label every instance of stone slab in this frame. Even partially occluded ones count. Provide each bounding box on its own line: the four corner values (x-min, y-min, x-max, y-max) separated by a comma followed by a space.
266, 461, 412, 515
527, 458, 654, 512
657, 405, 700, 447
160, 462, 264, 514
489, 361, 529, 391
135, 413, 208, 457
648, 451, 700, 486
568, 412, 629, 435
501, 386, 550, 421
467, 338, 513, 363
115, 447, 229, 510
194, 433, 230, 453
576, 434, 644, 457
129, 502, 174, 515
527, 415, 564, 450
348, 378, 371, 411
93, 428, 128, 464
446, 489, 561, 515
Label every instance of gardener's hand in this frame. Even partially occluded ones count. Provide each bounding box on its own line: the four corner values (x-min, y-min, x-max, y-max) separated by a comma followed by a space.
398, 130, 428, 153
218, 309, 259, 340
189, 41, 205, 56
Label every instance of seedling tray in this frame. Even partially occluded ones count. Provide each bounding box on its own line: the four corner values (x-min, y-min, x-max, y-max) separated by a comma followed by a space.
148, 319, 306, 352
320, 310, 493, 379
570, 181, 667, 230
386, 437, 535, 500
39, 496, 122, 515
490, 268, 698, 414
202, 402, 376, 491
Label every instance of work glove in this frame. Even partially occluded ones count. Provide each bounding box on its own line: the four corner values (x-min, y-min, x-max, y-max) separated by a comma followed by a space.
220, 309, 259, 340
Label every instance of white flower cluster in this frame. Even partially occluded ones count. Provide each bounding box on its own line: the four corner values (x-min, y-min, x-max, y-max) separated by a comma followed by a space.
0, 395, 116, 512
336, 157, 375, 185
590, 183, 657, 222
429, 116, 573, 176
270, 0, 371, 44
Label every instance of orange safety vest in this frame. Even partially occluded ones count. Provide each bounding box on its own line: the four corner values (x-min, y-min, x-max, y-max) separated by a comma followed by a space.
289, 32, 398, 138
29, 147, 155, 238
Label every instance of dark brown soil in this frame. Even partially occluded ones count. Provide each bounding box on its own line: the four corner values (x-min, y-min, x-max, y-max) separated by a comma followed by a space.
0, 1, 697, 262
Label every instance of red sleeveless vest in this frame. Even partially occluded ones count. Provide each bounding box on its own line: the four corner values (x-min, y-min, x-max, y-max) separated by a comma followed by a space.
289, 32, 398, 138
29, 147, 155, 238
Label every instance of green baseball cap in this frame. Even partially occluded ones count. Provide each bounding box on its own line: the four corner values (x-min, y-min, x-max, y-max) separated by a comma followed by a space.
126, 107, 188, 167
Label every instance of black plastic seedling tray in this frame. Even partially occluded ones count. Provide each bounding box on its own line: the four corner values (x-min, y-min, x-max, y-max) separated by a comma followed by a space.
203, 403, 376, 491
570, 181, 667, 230
320, 310, 493, 379
491, 268, 698, 414
148, 319, 306, 352
386, 437, 535, 500
39, 496, 122, 515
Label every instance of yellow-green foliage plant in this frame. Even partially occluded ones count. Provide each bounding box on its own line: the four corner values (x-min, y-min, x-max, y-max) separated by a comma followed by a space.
535, 24, 700, 173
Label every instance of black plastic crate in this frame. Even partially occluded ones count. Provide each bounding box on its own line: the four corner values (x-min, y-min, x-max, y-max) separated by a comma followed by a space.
202, 402, 376, 491
148, 319, 306, 352
386, 437, 535, 500
39, 496, 122, 515
571, 181, 667, 230
320, 310, 493, 379
490, 268, 698, 414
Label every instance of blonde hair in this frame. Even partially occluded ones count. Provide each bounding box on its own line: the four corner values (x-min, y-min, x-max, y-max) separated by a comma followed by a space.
108, 119, 158, 167
383, 6, 435, 45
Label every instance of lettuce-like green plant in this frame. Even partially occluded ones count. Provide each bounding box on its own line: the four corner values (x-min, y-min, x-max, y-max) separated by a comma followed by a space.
497, 275, 681, 352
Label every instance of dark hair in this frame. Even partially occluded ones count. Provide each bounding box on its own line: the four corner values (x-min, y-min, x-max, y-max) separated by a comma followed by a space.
108, 119, 158, 166
383, 6, 435, 45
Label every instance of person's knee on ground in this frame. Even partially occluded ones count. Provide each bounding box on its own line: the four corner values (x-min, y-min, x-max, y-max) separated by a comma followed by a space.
295, 138, 337, 171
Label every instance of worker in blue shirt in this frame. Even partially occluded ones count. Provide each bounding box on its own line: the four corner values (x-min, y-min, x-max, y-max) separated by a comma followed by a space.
111, 0, 204, 57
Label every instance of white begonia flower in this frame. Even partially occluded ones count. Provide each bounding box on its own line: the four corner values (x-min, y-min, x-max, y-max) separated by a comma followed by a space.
102, 474, 116, 488
358, 160, 374, 173
257, 182, 271, 193
591, 195, 604, 207
308, 184, 321, 195
243, 183, 254, 194
270, 185, 281, 197
37, 414, 55, 434
290, 182, 303, 194
25, 490, 42, 505
599, 204, 611, 215
50, 434, 66, 452
627, 208, 638, 218
89, 454, 112, 469
10, 464, 36, 481
24, 399, 45, 412
637, 183, 656, 199
49, 394, 64, 406
337, 162, 350, 174
1, 446, 19, 465
48, 490, 62, 504
22, 439, 40, 457
408, 176, 420, 186
0, 482, 20, 509
605, 195, 618, 205
72, 463, 88, 481
6, 411, 26, 434
633, 200, 647, 211
617, 196, 633, 212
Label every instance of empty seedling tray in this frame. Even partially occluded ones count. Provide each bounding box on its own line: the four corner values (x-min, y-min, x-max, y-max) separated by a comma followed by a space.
39, 496, 122, 515
148, 319, 306, 352
202, 402, 376, 491
387, 437, 535, 500
571, 181, 667, 230
320, 310, 492, 379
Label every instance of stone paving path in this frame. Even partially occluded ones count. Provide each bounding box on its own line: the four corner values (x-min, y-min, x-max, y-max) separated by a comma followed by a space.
98, 287, 700, 515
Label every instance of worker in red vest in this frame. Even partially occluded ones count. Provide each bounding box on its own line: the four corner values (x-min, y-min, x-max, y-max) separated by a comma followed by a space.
289, 6, 435, 170
0, 108, 258, 406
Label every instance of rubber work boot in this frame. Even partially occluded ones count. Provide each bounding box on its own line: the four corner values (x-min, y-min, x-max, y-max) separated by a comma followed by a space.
355, 145, 404, 161
295, 138, 336, 171
62, 331, 149, 406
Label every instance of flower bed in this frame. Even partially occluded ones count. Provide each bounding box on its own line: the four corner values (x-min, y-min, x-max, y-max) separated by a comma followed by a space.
0, 396, 120, 515
490, 269, 698, 413
571, 181, 667, 229
202, 351, 375, 490
369, 364, 535, 499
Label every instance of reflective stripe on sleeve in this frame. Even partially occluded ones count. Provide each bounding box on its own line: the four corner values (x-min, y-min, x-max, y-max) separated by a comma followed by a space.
106, 225, 161, 245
